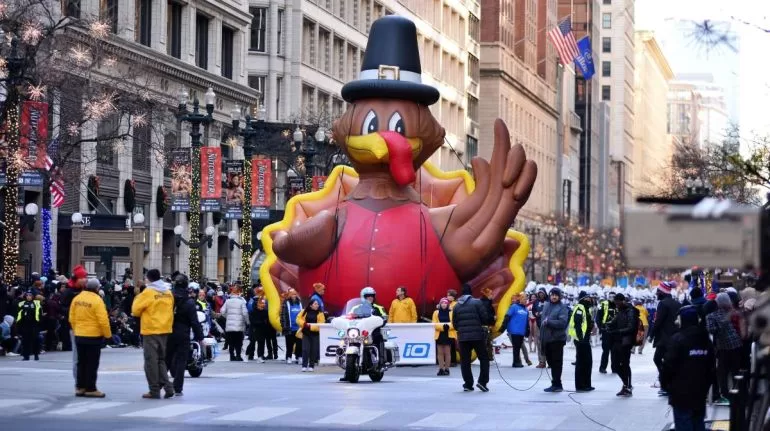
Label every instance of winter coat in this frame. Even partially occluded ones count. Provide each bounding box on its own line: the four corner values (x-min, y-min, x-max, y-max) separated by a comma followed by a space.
539, 300, 569, 344
280, 298, 302, 334
249, 307, 270, 331
451, 295, 489, 342
221, 296, 249, 332
432, 309, 457, 340
607, 306, 639, 347
69, 290, 111, 342
60, 286, 81, 325
532, 296, 547, 326
661, 324, 715, 413
172, 289, 204, 341
213, 295, 225, 313
45, 295, 62, 320
309, 293, 325, 312
480, 297, 496, 326
651, 295, 681, 348
389, 297, 417, 323
503, 303, 529, 336
131, 280, 174, 335
296, 309, 325, 335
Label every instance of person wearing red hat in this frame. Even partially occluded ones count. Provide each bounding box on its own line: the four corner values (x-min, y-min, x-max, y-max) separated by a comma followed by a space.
650, 280, 682, 396
60, 265, 89, 385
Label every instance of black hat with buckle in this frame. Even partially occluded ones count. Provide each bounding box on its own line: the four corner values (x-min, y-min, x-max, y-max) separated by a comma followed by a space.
341, 15, 440, 106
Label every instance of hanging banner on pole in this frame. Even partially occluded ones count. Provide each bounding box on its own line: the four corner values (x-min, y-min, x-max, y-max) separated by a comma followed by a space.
312, 175, 327, 191
251, 157, 271, 219
224, 160, 244, 219
200, 147, 222, 212
17, 101, 48, 186
170, 148, 192, 212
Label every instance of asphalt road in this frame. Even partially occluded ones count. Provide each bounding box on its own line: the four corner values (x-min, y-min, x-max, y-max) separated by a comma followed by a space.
0, 342, 728, 431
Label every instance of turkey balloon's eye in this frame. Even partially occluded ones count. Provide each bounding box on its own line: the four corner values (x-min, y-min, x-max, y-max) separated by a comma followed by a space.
362, 110, 378, 135
388, 112, 406, 136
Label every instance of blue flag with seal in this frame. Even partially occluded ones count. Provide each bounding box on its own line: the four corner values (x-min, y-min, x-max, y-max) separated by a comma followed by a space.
574, 36, 595, 80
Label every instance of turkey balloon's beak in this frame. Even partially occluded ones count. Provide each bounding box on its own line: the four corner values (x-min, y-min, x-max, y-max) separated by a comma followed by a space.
345, 133, 422, 164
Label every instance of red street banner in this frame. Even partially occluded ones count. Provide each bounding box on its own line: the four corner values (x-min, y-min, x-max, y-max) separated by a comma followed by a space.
200, 147, 222, 212
312, 175, 327, 191
251, 157, 272, 208
20, 101, 48, 170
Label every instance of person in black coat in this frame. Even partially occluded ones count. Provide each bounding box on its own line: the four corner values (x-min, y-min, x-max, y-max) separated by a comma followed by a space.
661, 305, 715, 431
650, 281, 681, 395
166, 274, 204, 396
451, 284, 490, 392
247, 297, 271, 362
606, 293, 638, 397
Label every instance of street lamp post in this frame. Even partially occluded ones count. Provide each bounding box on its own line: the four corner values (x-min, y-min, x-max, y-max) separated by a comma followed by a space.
174, 224, 217, 250
178, 87, 215, 281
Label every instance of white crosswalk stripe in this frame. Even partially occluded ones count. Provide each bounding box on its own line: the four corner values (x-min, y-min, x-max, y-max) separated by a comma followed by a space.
121, 403, 213, 419
409, 412, 477, 428
206, 372, 264, 379
49, 401, 127, 415
506, 415, 567, 430
314, 408, 387, 425
265, 374, 318, 379
0, 399, 40, 408
214, 406, 298, 422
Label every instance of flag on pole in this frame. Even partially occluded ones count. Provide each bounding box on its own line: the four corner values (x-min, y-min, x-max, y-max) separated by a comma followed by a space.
548, 17, 580, 65
44, 138, 65, 208
574, 36, 596, 80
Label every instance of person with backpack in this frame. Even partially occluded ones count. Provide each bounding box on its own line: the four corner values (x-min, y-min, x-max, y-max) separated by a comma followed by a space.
605, 293, 638, 397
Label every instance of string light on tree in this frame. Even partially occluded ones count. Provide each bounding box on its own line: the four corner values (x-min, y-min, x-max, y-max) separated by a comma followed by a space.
2, 102, 21, 285
20, 21, 42, 44
66, 122, 80, 136
41, 209, 53, 275
132, 112, 148, 128
241, 158, 252, 283
70, 45, 91, 66
88, 21, 110, 39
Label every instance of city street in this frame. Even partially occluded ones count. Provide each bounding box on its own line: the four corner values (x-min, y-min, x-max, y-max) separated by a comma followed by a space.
0, 343, 728, 431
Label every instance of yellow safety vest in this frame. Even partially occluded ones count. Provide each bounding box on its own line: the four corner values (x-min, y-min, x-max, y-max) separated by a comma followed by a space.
196, 300, 208, 311
17, 300, 41, 323
600, 300, 611, 324
568, 303, 587, 339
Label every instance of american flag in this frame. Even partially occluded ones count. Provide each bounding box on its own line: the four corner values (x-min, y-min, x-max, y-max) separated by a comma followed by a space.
45, 138, 65, 208
548, 17, 580, 65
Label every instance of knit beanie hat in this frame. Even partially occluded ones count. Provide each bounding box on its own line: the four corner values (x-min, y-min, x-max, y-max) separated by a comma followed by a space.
657, 281, 675, 295
86, 278, 101, 291
716, 292, 733, 310
439, 297, 450, 305
72, 265, 88, 281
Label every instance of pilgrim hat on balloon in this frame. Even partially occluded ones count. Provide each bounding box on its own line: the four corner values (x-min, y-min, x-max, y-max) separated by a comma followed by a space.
341, 15, 439, 106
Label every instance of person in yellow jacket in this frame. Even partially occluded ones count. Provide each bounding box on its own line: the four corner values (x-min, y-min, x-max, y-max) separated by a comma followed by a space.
389, 286, 417, 323
633, 299, 650, 354
433, 297, 456, 376
131, 269, 175, 399
69, 278, 111, 398
296, 299, 326, 372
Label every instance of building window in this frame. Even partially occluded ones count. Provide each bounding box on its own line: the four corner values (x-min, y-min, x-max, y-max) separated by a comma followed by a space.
469, 13, 480, 42
467, 95, 479, 122
97, 114, 120, 167
221, 26, 234, 79
602, 37, 611, 53
468, 54, 480, 82
167, 1, 182, 58
466, 136, 478, 166
195, 14, 209, 69
602, 13, 611, 29
133, 123, 151, 172
319, 28, 331, 74
337, 0, 346, 20
100, 0, 118, 34
135, 0, 151, 46
163, 132, 177, 177
276, 76, 283, 113
62, 0, 81, 18
302, 85, 315, 111
248, 75, 266, 107
602, 85, 611, 100
603, 0, 611, 3
302, 19, 316, 66
250, 7, 267, 52
277, 9, 284, 55
602, 61, 611, 77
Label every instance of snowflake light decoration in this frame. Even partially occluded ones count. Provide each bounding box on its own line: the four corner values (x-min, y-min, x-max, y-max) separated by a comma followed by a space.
70, 45, 91, 65
27, 84, 46, 101
21, 22, 42, 44
67, 122, 80, 136
138, 89, 152, 101
103, 56, 117, 67
88, 21, 110, 39
0, 58, 6, 70
132, 113, 148, 128
225, 136, 239, 148
85, 92, 117, 121
0, 3, 7, 18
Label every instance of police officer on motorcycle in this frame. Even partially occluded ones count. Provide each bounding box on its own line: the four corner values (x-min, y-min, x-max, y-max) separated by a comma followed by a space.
340, 287, 388, 382
166, 274, 204, 396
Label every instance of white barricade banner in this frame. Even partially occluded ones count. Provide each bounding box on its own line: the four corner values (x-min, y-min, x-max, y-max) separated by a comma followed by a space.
318, 323, 436, 365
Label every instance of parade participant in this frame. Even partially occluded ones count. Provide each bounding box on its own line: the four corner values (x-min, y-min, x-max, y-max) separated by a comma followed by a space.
569, 291, 595, 392
280, 288, 303, 364
69, 278, 111, 398
16, 290, 41, 361
651, 281, 681, 396
501, 293, 529, 368
662, 306, 714, 430
606, 293, 638, 397
132, 268, 175, 399
297, 298, 325, 372
533, 287, 548, 368
541, 287, 569, 392
452, 284, 490, 392
221, 285, 249, 361
633, 299, 650, 354
389, 286, 417, 323
166, 274, 203, 396
598, 291, 617, 373
432, 297, 455, 376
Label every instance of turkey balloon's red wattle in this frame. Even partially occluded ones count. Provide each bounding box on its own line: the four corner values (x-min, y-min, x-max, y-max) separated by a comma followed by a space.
379, 131, 416, 186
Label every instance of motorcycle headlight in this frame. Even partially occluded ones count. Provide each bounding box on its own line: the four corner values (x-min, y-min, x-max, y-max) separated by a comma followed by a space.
384, 328, 392, 338
347, 328, 360, 338
337, 330, 345, 337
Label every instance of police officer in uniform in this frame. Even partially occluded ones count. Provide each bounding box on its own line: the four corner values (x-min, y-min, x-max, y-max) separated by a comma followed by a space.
341, 287, 388, 382
17, 290, 42, 361
569, 291, 594, 392
598, 292, 617, 373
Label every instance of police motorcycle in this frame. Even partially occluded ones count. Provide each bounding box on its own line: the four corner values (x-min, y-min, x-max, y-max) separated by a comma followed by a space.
187, 311, 218, 377
331, 297, 399, 383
